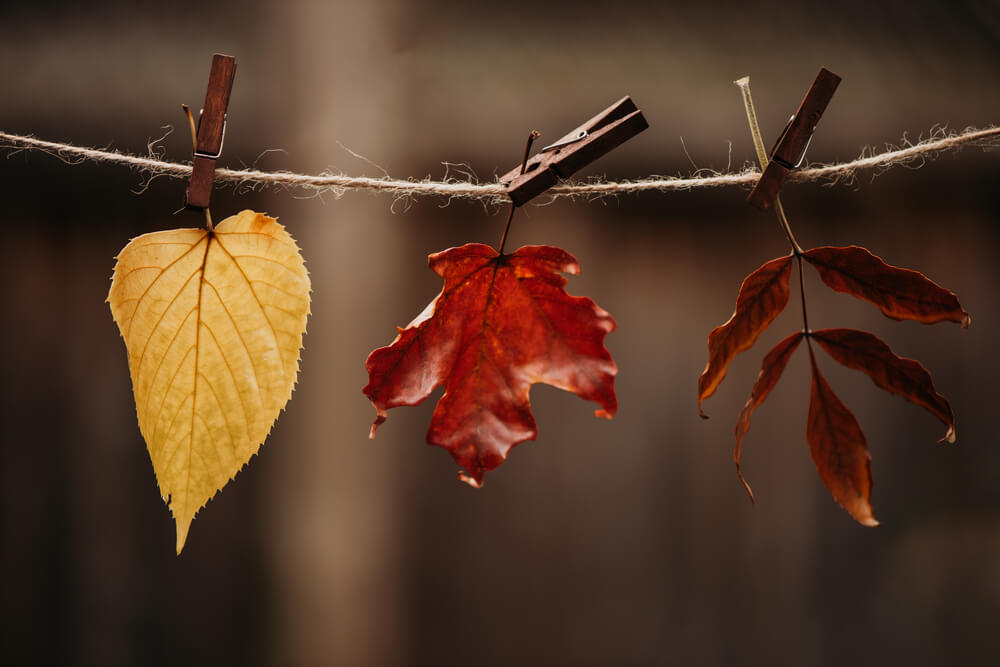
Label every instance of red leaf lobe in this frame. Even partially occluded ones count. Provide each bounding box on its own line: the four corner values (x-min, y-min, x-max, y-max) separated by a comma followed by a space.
803, 246, 970, 327
698, 254, 793, 417
810, 328, 955, 443
733, 331, 804, 501
806, 347, 878, 527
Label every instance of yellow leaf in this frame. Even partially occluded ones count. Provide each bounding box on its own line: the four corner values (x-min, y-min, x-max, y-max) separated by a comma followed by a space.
108, 210, 310, 553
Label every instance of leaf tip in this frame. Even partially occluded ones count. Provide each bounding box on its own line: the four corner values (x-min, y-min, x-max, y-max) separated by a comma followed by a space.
736, 463, 755, 506
961, 312, 971, 329
369, 411, 387, 439
846, 500, 879, 528
939, 425, 957, 444
594, 408, 613, 420
175, 518, 191, 555
697, 380, 711, 419
458, 470, 483, 488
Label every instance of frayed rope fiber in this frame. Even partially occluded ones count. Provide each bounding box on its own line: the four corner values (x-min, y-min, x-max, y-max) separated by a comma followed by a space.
1, 126, 997, 204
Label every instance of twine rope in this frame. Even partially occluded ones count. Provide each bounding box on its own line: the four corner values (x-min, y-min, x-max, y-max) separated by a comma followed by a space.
1, 126, 997, 204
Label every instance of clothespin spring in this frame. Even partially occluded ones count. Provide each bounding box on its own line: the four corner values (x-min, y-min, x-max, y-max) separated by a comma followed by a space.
770, 115, 813, 170
194, 110, 227, 161
541, 130, 588, 153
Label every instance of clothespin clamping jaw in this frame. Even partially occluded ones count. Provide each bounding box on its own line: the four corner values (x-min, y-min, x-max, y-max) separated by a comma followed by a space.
185, 53, 237, 211
747, 67, 841, 212
500, 96, 648, 206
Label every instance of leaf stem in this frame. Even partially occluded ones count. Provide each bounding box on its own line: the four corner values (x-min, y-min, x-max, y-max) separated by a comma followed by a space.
796, 254, 810, 334
497, 206, 516, 256
497, 130, 541, 255
734, 78, 804, 255
181, 104, 198, 150
736, 76, 809, 332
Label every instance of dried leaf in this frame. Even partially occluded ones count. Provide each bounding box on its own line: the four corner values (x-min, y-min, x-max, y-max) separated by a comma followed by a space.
806, 347, 878, 527
733, 332, 803, 500
698, 254, 793, 417
803, 246, 970, 327
363, 243, 616, 486
811, 328, 955, 443
108, 210, 310, 553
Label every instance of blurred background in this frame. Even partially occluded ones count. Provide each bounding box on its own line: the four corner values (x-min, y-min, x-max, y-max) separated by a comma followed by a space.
1, 1, 998, 665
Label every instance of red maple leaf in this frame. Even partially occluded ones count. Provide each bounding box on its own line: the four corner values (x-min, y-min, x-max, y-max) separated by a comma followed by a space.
702, 245, 966, 524
363, 243, 617, 486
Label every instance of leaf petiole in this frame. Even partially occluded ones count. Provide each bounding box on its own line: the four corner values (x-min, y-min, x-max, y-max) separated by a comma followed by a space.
735, 77, 804, 256
497, 130, 541, 255
736, 76, 809, 332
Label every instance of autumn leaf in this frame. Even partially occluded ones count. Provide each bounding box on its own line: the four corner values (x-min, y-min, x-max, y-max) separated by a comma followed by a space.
705, 242, 967, 526
698, 254, 793, 417
806, 346, 878, 526
803, 246, 970, 327
733, 331, 803, 500
107, 210, 310, 553
811, 328, 955, 443
363, 243, 616, 486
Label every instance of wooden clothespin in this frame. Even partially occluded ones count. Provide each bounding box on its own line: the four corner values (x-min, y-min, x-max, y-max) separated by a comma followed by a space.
500, 97, 648, 206
185, 54, 237, 211
747, 67, 841, 212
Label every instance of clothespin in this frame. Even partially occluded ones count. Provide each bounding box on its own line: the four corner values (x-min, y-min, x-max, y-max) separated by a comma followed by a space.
185, 54, 237, 211
747, 67, 841, 212
499, 96, 648, 206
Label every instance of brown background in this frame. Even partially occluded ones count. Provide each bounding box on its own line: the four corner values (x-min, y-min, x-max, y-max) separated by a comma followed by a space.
1, 1, 998, 665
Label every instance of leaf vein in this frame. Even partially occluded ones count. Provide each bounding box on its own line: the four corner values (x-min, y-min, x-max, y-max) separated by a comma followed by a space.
150, 343, 196, 449
202, 278, 266, 402
214, 239, 286, 376
143, 309, 197, 427
131, 261, 202, 374
198, 319, 253, 451
198, 371, 240, 462
123, 235, 207, 339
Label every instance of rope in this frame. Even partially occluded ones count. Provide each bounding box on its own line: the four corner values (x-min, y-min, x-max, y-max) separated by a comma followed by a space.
1, 126, 997, 204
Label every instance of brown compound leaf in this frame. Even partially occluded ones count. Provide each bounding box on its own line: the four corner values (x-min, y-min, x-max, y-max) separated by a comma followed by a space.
802, 246, 970, 327
698, 254, 793, 417
108, 210, 310, 553
811, 328, 955, 443
363, 243, 617, 486
733, 331, 803, 501
806, 346, 878, 527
